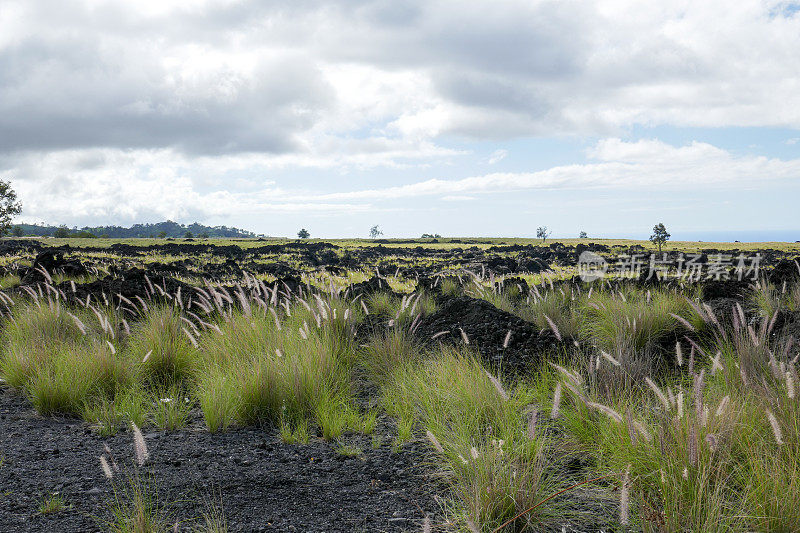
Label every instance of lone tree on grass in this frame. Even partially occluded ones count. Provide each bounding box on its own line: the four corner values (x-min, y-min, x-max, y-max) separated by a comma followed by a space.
0, 179, 22, 236
536, 226, 551, 242
579, 231, 588, 239
297, 228, 310, 239
369, 225, 383, 239
650, 223, 671, 252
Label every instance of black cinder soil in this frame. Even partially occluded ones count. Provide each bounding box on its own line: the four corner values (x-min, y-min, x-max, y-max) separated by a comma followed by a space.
0, 389, 440, 533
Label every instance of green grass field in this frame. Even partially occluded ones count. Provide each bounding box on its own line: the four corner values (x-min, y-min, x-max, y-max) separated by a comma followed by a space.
1, 236, 799, 531
10, 235, 800, 253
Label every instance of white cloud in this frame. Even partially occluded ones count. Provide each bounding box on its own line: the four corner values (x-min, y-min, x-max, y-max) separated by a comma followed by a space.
488, 149, 508, 165
3, 148, 373, 225
7, 138, 799, 225
295, 139, 800, 201
441, 195, 477, 202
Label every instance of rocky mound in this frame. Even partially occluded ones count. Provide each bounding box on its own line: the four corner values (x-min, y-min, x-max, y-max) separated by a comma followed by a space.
346, 276, 396, 297
56, 268, 194, 305
20, 250, 88, 284
0, 239, 44, 256
770, 258, 800, 286
415, 296, 561, 375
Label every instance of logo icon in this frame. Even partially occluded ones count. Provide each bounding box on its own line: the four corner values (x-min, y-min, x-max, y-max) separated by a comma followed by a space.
577, 251, 608, 282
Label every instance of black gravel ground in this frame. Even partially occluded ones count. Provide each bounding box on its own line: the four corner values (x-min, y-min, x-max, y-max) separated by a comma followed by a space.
0, 388, 441, 533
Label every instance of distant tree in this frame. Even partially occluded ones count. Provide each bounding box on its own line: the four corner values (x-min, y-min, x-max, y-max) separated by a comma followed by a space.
297, 228, 310, 239
536, 226, 551, 242
369, 225, 383, 239
579, 231, 588, 239
184, 231, 194, 238
53, 225, 71, 238
421, 233, 442, 239
11, 225, 23, 237
199, 232, 210, 239
649, 223, 671, 252
157, 231, 167, 239
0, 180, 22, 236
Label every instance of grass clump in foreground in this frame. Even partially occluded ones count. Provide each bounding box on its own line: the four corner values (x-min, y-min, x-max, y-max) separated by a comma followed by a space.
106, 472, 169, 533
551, 306, 800, 531
38, 493, 67, 514
125, 305, 197, 388
364, 290, 437, 325
195, 292, 365, 437
0, 297, 198, 430
0, 283, 372, 438
382, 347, 566, 531
0, 301, 129, 416
750, 279, 800, 317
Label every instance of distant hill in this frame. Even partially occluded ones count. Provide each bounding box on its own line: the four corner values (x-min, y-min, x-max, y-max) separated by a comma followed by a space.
12, 220, 261, 239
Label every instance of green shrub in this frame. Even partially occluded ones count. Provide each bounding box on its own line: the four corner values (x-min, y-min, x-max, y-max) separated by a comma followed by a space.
0, 302, 87, 387
359, 327, 421, 384
196, 295, 359, 434
126, 305, 197, 387
556, 313, 800, 530
382, 347, 563, 529
580, 286, 699, 353
26, 343, 127, 416
439, 277, 462, 297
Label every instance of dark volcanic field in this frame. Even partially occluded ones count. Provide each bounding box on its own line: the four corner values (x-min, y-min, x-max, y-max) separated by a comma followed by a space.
1, 389, 438, 532
1, 238, 799, 532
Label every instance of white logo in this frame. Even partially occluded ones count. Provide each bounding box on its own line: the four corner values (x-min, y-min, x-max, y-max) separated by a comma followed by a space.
577, 251, 608, 282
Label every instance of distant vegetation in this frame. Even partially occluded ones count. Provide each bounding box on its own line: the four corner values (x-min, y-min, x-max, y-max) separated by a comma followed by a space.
0, 179, 22, 236
536, 226, 552, 242
10, 220, 260, 239
650, 222, 671, 252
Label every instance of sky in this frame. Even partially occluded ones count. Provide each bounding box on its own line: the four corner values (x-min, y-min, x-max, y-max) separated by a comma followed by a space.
1, 0, 799, 240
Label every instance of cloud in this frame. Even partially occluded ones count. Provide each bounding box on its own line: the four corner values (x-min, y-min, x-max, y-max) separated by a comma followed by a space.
295, 139, 800, 201
441, 195, 477, 202
0, 41, 332, 155
2, 0, 800, 160
3, 148, 373, 226
5, 138, 799, 230
488, 149, 508, 165
2, 0, 799, 233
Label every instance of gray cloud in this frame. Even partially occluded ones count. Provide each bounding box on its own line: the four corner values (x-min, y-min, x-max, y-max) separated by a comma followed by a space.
0, 34, 331, 154
2, 0, 799, 157
1, 0, 799, 233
